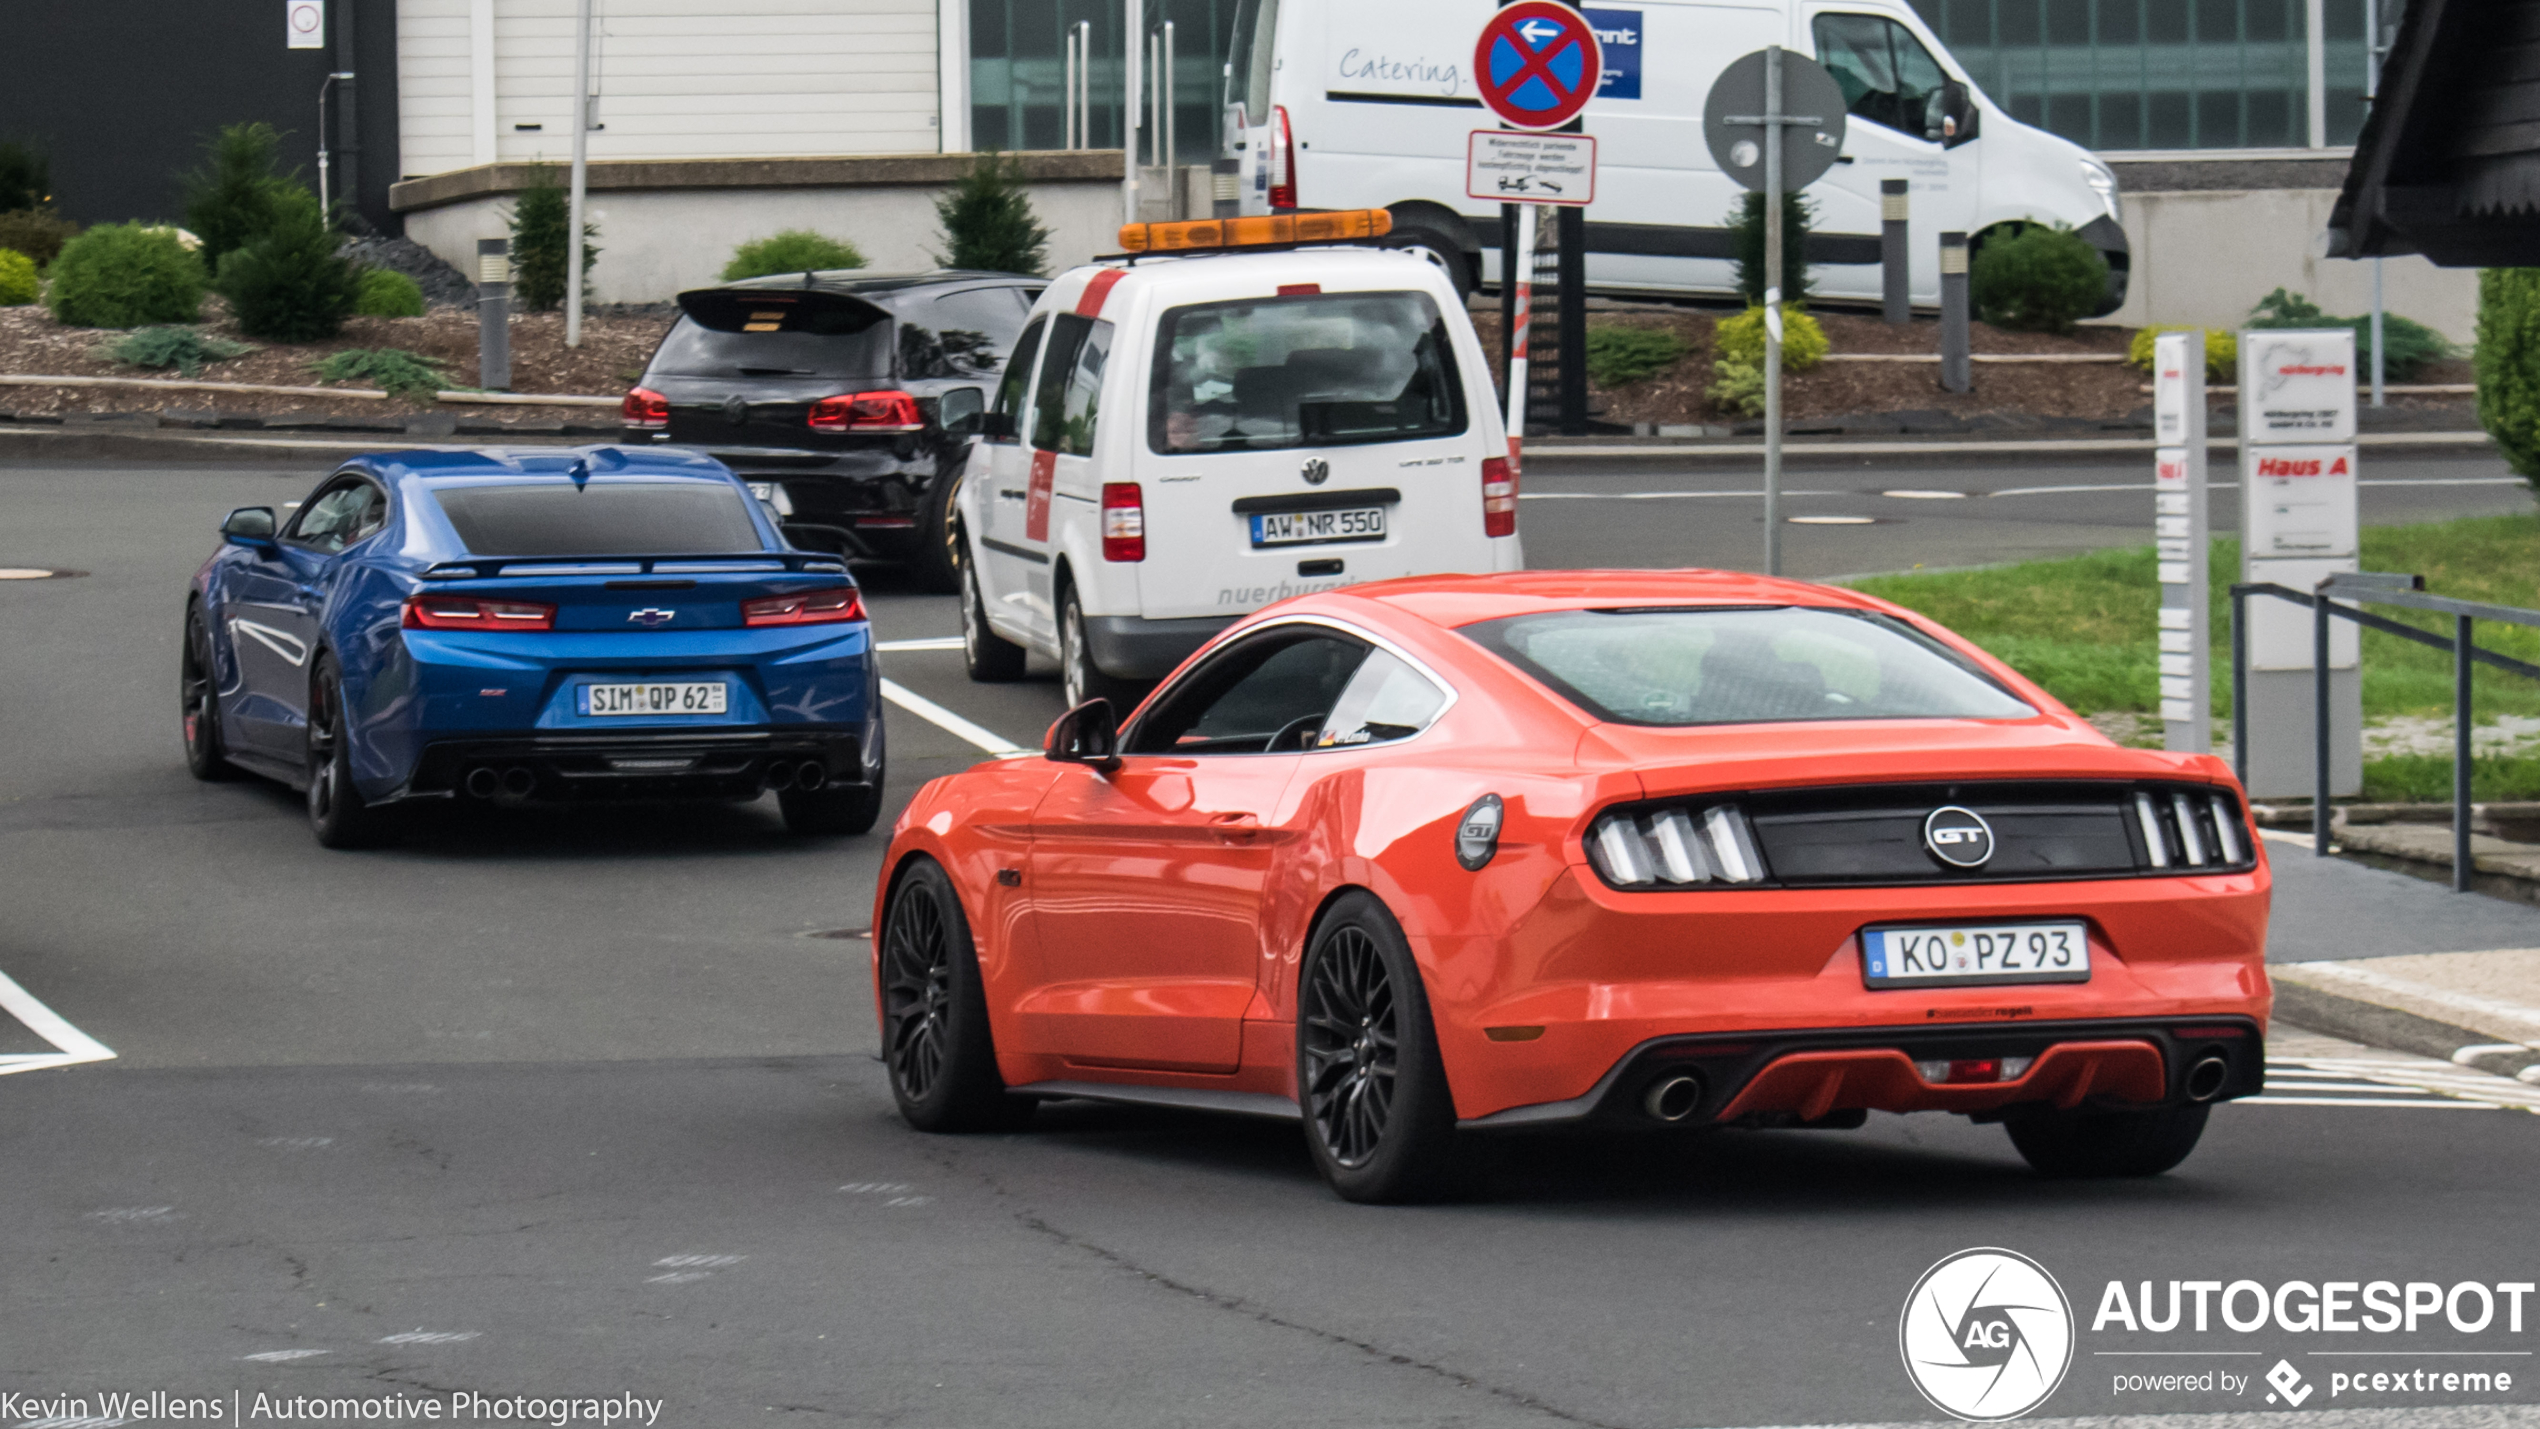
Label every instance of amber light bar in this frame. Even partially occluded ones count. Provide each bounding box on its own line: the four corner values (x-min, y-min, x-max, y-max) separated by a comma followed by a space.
1117, 208, 1393, 254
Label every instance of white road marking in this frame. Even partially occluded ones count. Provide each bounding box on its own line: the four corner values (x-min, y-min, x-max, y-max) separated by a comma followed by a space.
2256, 1055, 2540, 1112
1527, 431, 2498, 459
376, 1331, 479, 1345
653, 1254, 745, 1267
2240, 1096, 2503, 1108
239, 1349, 328, 1362
2455, 1042, 2535, 1062
1880, 489, 1967, 499
2283, 958, 2540, 1035
0, 965, 116, 1077
838, 1182, 913, 1194
2256, 827, 2314, 849
881, 678, 1032, 758
875, 636, 966, 652
884, 1195, 933, 1207
646, 1271, 713, 1284
1788, 515, 1877, 525
86, 1207, 177, 1223
257, 1136, 336, 1149
0, 567, 62, 579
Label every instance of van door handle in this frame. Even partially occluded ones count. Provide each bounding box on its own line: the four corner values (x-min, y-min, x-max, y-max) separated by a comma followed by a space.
997, 488, 1027, 500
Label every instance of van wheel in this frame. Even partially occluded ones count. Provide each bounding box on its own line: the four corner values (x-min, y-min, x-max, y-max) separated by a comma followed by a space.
962, 557, 1027, 683
1391, 227, 1474, 304
1058, 588, 1143, 710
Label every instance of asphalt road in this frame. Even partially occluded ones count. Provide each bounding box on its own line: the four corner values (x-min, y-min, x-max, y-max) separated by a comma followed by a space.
2, 453, 2537, 1429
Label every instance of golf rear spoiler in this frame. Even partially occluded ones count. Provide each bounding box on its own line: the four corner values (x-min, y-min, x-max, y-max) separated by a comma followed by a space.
675, 287, 892, 336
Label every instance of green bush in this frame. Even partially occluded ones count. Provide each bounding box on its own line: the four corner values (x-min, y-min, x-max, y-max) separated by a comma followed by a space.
0, 140, 51, 211
932, 152, 1050, 276
2477, 268, 2540, 488
2362, 754, 2540, 804
1713, 305, 1828, 371
1708, 358, 1766, 417
2248, 287, 2455, 380
508, 167, 598, 313
0, 248, 35, 306
722, 230, 867, 281
1728, 189, 1814, 307
2126, 325, 2237, 381
1970, 225, 2109, 334
181, 122, 302, 271
309, 348, 450, 402
96, 326, 258, 378
45, 223, 206, 327
1583, 325, 1687, 387
0, 209, 78, 268
354, 267, 426, 317
215, 188, 359, 341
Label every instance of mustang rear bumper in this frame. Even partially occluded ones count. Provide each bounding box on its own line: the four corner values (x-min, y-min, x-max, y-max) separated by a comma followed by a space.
401, 729, 867, 804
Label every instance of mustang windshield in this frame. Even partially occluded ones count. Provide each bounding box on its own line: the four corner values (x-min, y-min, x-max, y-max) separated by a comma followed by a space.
434, 482, 764, 556
1461, 606, 2036, 726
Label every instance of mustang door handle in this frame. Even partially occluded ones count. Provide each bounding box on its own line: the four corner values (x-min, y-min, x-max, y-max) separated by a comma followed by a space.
1210, 812, 1263, 840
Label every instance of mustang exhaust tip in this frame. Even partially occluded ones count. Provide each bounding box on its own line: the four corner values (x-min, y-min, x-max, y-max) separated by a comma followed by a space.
1643, 1074, 1705, 1123
463, 767, 498, 799
2184, 1054, 2231, 1103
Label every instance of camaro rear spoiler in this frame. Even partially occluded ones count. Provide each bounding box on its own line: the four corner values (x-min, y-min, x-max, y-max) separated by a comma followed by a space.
421, 552, 851, 581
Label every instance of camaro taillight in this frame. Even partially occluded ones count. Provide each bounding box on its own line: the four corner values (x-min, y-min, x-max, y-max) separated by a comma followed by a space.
1101, 482, 1145, 562
401, 596, 557, 631
1268, 105, 1296, 210
742, 586, 865, 627
808, 390, 925, 433
1482, 456, 1517, 538
1586, 804, 1767, 887
622, 386, 669, 430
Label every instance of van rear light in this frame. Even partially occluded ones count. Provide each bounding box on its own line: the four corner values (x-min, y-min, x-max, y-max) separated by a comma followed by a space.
742, 586, 866, 626
1586, 804, 1766, 887
1481, 456, 1517, 537
1268, 105, 1296, 210
402, 596, 557, 631
622, 387, 669, 430
1101, 482, 1145, 562
807, 390, 925, 433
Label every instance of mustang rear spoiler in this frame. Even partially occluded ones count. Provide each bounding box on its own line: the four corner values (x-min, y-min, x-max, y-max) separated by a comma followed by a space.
675, 287, 891, 336
421, 552, 850, 580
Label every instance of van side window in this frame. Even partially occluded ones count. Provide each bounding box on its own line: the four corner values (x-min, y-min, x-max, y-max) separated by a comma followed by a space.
987, 316, 1045, 441
1813, 14, 1952, 141
1031, 315, 1095, 452
1055, 319, 1112, 457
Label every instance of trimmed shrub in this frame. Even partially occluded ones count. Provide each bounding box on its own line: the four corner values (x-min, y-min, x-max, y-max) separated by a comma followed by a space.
1728, 189, 1814, 307
181, 123, 301, 271
1708, 358, 1766, 417
2248, 287, 2455, 380
0, 248, 35, 306
2476, 268, 2540, 487
1970, 224, 2109, 334
723, 230, 867, 281
2126, 325, 2236, 382
508, 167, 598, 313
215, 188, 359, 341
1713, 305, 1828, 371
309, 348, 450, 402
0, 209, 79, 268
932, 152, 1050, 276
45, 223, 205, 327
1583, 325, 1687, 387
0, 140, 51, 211
354, 267, 426, 317
96, 326, 258, 378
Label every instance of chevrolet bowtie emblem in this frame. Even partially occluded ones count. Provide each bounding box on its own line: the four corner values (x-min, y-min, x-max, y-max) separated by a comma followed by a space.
627, 608, 677, 627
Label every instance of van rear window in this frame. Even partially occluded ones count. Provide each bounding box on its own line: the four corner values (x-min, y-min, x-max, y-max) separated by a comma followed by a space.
1148, 291, 1467, 453
433, 482, 765, 556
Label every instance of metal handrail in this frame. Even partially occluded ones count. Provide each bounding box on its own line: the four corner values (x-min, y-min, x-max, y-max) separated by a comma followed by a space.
2229, 571, 2540, 891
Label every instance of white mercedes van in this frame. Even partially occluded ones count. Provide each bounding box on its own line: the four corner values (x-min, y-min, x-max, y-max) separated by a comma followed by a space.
1220, 0, 2127, 311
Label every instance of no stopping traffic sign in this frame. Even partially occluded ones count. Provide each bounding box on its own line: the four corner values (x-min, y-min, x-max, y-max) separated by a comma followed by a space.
1473, 3, 1603, 131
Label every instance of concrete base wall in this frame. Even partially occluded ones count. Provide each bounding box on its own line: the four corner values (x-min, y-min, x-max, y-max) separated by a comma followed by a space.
2104, 188, 2479, 344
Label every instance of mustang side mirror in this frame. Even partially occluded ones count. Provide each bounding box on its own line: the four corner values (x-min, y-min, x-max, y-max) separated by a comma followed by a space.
221, 506, 277, 548
977, 409, 1017, 441
1046, 698, 1122, 772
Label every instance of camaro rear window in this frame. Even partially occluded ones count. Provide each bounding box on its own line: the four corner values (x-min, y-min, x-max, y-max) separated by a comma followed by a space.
433, 482, 764, 556
1460, 606, 2037, 726
1148, 291, 1466, 453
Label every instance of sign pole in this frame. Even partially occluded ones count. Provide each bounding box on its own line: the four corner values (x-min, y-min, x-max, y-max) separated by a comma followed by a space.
2153, 329, 2210, 755
1506, 202, 1538, 466
564, 0, 593, 348
1762, 45, 1784, 577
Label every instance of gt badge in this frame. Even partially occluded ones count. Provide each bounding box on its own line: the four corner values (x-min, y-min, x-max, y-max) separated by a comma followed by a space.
1922, 806, 1995, 868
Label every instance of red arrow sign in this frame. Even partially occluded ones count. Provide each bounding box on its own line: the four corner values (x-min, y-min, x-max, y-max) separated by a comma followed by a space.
1474, 2, 1603, 131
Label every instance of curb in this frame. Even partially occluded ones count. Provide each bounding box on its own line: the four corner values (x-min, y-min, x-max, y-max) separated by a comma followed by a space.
2271, 977, 2540, 1080
0, 426, 588, 462
1521, 430, 2494, 460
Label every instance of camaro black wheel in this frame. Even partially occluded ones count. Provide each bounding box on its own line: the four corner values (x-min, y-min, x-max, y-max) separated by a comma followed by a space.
881, 858, 1033, 1133
2004, 1102, 2210, 1178
913, 475, 964, 595
180, 603, 237, 781
779, 776, 885, 836
961, 555, 1027, 683
305, 655, 399, 850
1297, 891, 1460, 1203
1058, 588, 1143, 711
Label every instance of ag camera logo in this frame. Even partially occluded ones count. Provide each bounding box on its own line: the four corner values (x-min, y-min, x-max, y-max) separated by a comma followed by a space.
1901, 1248, 2075, 1421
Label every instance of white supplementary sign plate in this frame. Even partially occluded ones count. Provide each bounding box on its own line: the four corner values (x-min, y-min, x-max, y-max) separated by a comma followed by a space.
2244, 444, 2360, 558
579, 681, 729, 717
2242, 328, 2358, 443
286, 0, 325, 47
1862, 921, 2092, 989
1466, 131, 1598, 206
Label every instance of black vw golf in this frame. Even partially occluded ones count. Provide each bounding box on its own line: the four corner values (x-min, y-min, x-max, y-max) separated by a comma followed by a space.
622, 269, 1042, 592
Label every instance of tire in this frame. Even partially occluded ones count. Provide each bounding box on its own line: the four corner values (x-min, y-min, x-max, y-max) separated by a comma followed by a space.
2005, 1102, 2210, 1178
879, 858, 1035, 1132
305, 655, 399, 850
1058, 587, 1144, 711
779, 776, 885, 836
1390, 226, 1474, 304
912, 472, 964, 595
180, 603, 238, 781
1296, 891, 1462, 1203
961, 555, 1027, 683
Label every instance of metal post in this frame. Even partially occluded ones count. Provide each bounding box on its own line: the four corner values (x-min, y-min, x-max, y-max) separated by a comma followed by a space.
1150, 30, 1163, 171
1064, 27, 1078, 149
2314, 588, 2333, 855
2157, 329, 2211, 754
1123, 0, 1143, 226
1499, 204, 1518, 397
2232, 587, 2250, 792
2366, 0, 2386, 406
1558, 203, 1587, 436
1164, 21, 1179, 218
333, 0, 360, 224
565, 0, 594, 347
1762, 44, 1784, 578
2455, 613, 2474, 891
1880, 178, 1909, 326
2372, 259, 2387, 408
475, 238, 512, 392
1506, 203, 1538, 453
317, 74, 338, 217
1078, 22, 1092, 151
1938, 232, 1971, 393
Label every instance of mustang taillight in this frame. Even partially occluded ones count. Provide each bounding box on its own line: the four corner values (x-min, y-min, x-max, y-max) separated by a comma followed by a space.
622, 386, 670, 430
808, 390, 925, 433
1482, 456, 1517, 538
742, 586, 865, 627
1586, 804, 1767, 887
1101, 482, 1145, 562
402, 596, 557, 631
1268, 104, 1296, 210
2134, 789, 2248, 870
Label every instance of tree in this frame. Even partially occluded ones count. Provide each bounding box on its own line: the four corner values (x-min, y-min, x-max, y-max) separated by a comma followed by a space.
933, 152, 1050, 277
508, 166, 599, 312
182, 123, 300, 270
1728, 189, 1814, 307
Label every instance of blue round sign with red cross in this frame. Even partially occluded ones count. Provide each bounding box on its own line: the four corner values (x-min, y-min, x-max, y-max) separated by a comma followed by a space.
1474, 2, 1605, 131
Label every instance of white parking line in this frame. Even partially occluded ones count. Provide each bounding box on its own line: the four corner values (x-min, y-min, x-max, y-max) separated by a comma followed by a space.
0, 965, 115, 1077
875, 637, 966, 652
880, 679, 1032, 758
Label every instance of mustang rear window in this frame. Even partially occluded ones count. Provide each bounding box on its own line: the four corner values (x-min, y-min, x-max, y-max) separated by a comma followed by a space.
1460, 606, 2036, 726
433, 482, 764, 557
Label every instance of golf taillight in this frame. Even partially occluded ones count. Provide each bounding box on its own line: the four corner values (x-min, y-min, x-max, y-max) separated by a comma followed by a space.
622, 386, 669, 430
402, 596, 556, 631
741, 586, 865, 627
1101, 482, 1145, 562
1268, 105, 1296, 210
807, 390, 925, 433
1482, 456, 1517, 537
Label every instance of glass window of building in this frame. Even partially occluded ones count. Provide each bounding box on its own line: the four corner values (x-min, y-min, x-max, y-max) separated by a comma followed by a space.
970, 0, 1241, 162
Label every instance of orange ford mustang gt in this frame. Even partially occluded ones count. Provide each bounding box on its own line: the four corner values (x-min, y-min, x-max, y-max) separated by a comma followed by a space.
871, 570, 2270, 1202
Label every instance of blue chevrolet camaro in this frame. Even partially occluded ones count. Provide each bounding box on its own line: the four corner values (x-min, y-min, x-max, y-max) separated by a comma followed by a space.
181, 446, 885, 847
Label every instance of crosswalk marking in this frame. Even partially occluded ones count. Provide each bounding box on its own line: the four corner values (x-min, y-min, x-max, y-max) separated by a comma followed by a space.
2237, 1056, 2540, 1113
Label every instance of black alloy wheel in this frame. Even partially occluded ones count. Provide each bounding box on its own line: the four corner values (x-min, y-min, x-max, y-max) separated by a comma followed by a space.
180, 603, 236, 781
961, 554, 1027, 682
2004, 1101, 2210, 1177
880, 858, 1033, 1132
1296, 892, 1460, 1202
305, 655, 398, 849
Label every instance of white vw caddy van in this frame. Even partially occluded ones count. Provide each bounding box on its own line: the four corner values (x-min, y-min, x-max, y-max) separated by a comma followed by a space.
956, 212, 1522, 707
1220, 0, 2128, 312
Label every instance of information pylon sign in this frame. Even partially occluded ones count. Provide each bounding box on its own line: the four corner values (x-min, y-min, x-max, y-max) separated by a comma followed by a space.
2151, 330, 2209, 753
